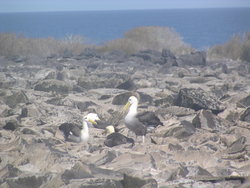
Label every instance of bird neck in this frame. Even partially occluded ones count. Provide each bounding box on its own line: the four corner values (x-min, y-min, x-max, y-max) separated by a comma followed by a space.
81, 121, 89, 142
128, 103, 138, 116
82, 121, 89, 133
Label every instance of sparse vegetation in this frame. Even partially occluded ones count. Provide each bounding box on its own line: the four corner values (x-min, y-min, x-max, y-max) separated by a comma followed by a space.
2, 28, 249, 62
208, 32, 250, 62
0, 33, 89, 57
0, 27, 193, 58
99, 26, 193, 55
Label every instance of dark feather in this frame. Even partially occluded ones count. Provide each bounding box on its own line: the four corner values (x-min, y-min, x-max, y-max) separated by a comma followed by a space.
136, 111, 163, 128
59, 123, 81, 138
93, 120, 110, 129
104, 133, 134, 147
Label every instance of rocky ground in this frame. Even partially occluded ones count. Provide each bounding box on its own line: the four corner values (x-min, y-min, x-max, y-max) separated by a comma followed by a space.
0, 49, 250, 188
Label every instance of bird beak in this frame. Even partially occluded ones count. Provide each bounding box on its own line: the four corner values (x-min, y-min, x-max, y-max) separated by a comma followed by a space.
123, 101, 131, 111
89, 119, 97, 125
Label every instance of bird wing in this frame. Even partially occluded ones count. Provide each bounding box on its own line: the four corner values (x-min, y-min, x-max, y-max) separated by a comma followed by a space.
59, 123, 81, 137
136, 111, 163, 128
105, 133, 135, 147
94, 120, 110, 129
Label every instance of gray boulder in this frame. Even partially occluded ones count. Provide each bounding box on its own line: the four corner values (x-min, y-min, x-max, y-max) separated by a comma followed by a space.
161, 48, 177, 66
192, 110, 231, 133
164, 120, 196, 139
178, 51, 206, 66
121, 174, 157, 188
131, 49, 164, 65
238, 95, 250, 108
175, 88, 225, 114
240, 107, 250, 122
3, 90, 29, 108
78, 73, 129, 90
5, 174, 52, 188
34, 79, 73, 94
61, 162, 93, 184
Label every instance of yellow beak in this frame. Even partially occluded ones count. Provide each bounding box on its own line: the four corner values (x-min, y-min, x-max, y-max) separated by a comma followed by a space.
89, 119, 97, 125
123, 102, 131, 111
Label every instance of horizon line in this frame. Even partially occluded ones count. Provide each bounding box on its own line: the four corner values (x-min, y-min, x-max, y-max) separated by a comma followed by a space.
0, 6, 250, 13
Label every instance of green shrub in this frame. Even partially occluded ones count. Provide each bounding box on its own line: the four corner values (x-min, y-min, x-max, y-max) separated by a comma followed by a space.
208, 32, 250, 62
99, 26, 193, 55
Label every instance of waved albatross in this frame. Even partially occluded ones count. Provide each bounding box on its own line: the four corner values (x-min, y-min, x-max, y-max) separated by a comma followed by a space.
59, 113, 100, 143
104, 125, 134, 147
123, 96, 163, 142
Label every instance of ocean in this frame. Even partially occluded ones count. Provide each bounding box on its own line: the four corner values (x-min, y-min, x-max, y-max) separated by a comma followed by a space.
0, 8, 250, 49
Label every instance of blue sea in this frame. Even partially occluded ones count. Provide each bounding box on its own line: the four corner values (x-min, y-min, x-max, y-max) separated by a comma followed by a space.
0, 8, 250, 49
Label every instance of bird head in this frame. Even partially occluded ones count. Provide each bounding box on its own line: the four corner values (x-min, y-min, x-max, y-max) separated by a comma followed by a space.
103, 125, 115, 135
84, 113, 100, 125
123, 96, 138, 110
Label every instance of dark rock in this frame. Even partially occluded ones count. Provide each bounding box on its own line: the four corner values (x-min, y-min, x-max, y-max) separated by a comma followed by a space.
161, 48, 177, 66
164, 120, 195, 139
112, 92, 137, 105
78, 73, 129, 90
88, 164, 123, 179
73, 85, 84, 92
121, 174, 157, 188
178, 51, 206, 66
175, 88, 225, 114
56, 72, 66, 81
94, 151, 117, 166
154, 95, 175, 107
0, 164, 22, 182
76, 48, 101, 60
21, 128, 39, 135
192, 110, 230, 133
4, 90, 29, 108
168, 143, 184, 151
45, 97, 65, 106
103, 50, 127, 62
20, 107, 28, 118
99, 95, 112, 100
34, 79, 73, 94
240, 107, 250, 122
221, 64, 230, 74
237, 64, 250, 76
160, 106, 195, 117
3, 120, 20, 131
5, 174, 52, 188
131, 50, 164, 65
226, 137, 246, 154
116, 80, 136, 91
9, 55, 27, 63
35, 69, 56, 80
238, 95, 250, 108
0, 74, 16, 89
61, 162, 93, 184
20, 104, 41, 118
112, 92, 153, 105
185, 166, 213, 178
62, 49, 73, 58
70, 178, 123, 188
76, 101, 97, 112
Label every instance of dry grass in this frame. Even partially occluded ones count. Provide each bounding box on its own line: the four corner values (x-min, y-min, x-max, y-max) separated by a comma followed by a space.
0, 33, 89, 57
208, 32, 250, 62
99, 26, 193, 55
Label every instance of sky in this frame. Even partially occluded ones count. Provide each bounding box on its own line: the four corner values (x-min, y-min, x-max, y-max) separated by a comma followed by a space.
0, 0, 250, 12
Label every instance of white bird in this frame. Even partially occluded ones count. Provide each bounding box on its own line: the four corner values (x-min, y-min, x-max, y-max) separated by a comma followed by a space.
123, 96, 163, 142
59, 113, 100, 143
